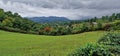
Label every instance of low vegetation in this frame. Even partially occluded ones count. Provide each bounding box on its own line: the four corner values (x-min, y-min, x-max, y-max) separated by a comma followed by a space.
69, 44, 113, 56
98, 32, 120, 46
70, 32, 120, 56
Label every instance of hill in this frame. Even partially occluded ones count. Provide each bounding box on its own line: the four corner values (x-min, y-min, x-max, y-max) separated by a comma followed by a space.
28, 16, 70, 23
0, 30, 106, 56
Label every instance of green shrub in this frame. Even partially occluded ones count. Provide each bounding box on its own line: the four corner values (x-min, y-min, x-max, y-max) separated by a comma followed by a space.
108, 46, 120, 56
111, 20, 120, 30
69, 44, 114, 56
98, 32, 120, 46
103, 23, 112, 31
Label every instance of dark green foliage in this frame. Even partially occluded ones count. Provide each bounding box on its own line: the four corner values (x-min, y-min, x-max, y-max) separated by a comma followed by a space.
103, 23, 112, 31
108, 46, 120, 56
111, 20, 120, 30
69, 44, 114, 56
97, 23, 103, 30
97, 32, 120, 55
0, 9, 5, 22
98, 32, 120, 46
70, 32, 120, 56
0, 8, 41, 34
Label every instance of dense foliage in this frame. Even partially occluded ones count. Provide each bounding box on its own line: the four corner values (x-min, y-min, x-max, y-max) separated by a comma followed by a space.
70, 33, 120, 56
0, 8, 120, 35
69, 44, 117, 56
0, 9, 42, 34
98, 32, 120, 46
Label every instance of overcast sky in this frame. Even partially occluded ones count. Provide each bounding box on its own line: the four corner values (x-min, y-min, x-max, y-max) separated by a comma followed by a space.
0, 0, 120, 20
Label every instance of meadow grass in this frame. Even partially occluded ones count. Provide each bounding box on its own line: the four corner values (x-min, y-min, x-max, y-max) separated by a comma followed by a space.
0, 30, 106, 56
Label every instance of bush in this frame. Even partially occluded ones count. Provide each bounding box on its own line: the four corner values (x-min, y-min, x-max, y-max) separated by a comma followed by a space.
69, 26, 120, 56
111, 20, 120, 30
103, 23, 112, 31
69, 44, 114, 56
108, 46, 120, 56
98, 32, 120, 46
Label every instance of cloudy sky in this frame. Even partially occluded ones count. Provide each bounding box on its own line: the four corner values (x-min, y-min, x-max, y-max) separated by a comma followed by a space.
0, 0, 120, 20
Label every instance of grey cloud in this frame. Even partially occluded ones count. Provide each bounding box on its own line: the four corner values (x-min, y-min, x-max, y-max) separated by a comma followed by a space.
0, 0, 120, 20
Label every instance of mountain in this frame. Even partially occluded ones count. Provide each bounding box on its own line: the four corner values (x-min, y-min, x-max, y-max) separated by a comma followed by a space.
27, 16, 70, 23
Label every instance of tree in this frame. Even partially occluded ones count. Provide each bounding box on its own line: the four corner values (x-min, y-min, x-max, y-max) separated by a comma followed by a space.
97, 22, 102, 30
14, 13, 21, 17
5, 11, 13, 17
81, 23, 89, 32
2, 17, 14, 27
0, 9, 5, 21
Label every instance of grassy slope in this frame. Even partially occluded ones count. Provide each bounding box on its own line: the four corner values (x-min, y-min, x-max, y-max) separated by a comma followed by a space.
0, 30, 106, 56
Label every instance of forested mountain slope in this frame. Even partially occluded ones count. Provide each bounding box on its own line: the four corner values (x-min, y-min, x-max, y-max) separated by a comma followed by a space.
28, 16, 70, 23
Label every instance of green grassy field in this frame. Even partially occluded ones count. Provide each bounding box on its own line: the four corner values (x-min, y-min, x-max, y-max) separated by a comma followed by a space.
0, 30, 106, 56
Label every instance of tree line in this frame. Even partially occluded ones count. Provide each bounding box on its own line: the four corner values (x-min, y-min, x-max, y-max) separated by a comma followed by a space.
0, 8, 120, 35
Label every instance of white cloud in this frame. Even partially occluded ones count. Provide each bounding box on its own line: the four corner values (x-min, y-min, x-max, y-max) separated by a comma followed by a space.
0, 0, 120, 20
